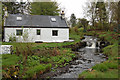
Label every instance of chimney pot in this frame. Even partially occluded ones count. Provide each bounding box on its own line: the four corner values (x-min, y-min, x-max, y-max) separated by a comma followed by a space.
61, 11, 65, 19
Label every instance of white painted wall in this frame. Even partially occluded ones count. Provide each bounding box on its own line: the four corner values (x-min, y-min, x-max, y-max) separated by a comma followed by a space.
4, 28, 69, 42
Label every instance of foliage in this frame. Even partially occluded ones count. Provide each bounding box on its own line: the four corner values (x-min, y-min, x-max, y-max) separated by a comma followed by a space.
26, 56, 40, 67
8, 33, 16, 42
22, 29, 29, 42
2, 1, 30, 14
77, 18, 89, 32
84, 1, 119, 31
30, 1, 60, 16
70, 13, 76, 27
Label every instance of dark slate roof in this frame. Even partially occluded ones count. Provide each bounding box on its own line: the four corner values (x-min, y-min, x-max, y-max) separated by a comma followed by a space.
4, 14, 68, 28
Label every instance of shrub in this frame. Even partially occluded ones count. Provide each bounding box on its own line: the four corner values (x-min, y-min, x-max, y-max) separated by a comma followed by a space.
26, 56, 40, 67
79, 28, 84, 32
40, 57, 51, 63
9, 36, 16, 42
51, 56, 60, 62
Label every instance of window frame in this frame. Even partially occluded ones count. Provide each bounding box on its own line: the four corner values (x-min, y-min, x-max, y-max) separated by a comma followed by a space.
16, 29, 23, 36
16, 16, 22, 21
51, 18, 56, 22
52, 30, 58, 36
37, 29, 41, 35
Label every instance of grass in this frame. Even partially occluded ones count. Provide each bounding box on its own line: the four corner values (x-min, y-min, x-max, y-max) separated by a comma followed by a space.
2, 54, 20, 66
24, 64, 52, 78
79, 69, 118, 78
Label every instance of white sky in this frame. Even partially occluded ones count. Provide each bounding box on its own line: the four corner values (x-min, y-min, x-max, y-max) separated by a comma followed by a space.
56, 0, 87, 19
16, 0, 88, 19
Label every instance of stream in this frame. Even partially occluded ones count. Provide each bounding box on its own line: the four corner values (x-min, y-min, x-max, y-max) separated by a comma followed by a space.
53, 36, 107, 78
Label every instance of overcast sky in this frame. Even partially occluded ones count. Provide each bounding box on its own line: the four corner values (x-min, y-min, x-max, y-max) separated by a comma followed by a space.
56, 0, 87, 19
16, 0, 88, 19
17, 0, 88, 19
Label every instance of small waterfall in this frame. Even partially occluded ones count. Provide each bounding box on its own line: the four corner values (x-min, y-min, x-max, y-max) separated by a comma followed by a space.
82, 36, 98, 49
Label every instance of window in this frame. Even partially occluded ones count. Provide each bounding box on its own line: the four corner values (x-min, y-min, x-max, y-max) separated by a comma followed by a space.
51, 18, 56, 22
52, 30, 58, 36
17, 17, 22, 21
16, 30, 23, 36
37, 29, 41, 35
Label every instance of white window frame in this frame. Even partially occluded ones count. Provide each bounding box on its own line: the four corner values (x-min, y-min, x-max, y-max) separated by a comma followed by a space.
16, 17, 22, 21
51, 18, 56, 22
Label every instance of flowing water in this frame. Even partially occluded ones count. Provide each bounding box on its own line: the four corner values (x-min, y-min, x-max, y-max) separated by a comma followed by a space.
54, 36, 107, 78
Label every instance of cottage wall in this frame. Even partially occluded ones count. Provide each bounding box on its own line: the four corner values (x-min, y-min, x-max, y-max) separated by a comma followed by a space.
4, 28, 69, 42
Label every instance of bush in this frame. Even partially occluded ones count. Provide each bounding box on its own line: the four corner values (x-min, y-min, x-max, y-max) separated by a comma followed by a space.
79, 28, 84, 32
40, 57, 51, 63
9, 36, 16, 42
51, 56, 60, 62
27, 56, 40, 67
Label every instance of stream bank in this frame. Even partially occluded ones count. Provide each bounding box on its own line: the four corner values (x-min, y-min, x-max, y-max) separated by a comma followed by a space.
37, 36, 108, 78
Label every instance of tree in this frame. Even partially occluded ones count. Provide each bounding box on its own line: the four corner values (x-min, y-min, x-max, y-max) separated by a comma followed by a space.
70, 13, 76, 27
87, 2, 96, 28
105, 1, 119, 31
2, 1, 31, 14
30, 1, 60, 16
79, 18, 89, 32
95, 1, 108, 30
76, 18, 82, 28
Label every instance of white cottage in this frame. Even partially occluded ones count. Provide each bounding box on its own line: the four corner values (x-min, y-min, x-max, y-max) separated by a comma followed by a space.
4, 14, 69, 42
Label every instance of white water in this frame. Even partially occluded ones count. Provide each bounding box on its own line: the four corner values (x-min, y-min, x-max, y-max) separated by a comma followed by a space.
82, 36, 98, 49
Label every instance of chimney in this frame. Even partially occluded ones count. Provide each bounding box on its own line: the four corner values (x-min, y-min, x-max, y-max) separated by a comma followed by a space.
61, 11, 65, 19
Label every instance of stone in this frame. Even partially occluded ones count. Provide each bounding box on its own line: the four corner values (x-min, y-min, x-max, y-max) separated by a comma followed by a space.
1, 45, 13, 54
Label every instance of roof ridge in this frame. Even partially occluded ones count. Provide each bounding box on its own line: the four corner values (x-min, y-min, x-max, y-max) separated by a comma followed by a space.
9, 14, 60, 17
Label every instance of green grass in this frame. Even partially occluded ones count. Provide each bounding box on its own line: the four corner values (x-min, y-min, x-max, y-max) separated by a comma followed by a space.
2, 54, 20, 66
79, 69, 118, 78
24, 64, 52, 78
